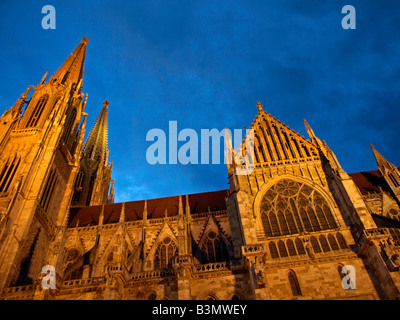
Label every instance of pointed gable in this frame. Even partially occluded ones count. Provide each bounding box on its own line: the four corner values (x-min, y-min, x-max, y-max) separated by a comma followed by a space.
247, 102, 320, 167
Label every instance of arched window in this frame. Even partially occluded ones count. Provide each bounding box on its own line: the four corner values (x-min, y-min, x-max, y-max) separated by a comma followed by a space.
295, 238, 306, 255
277, 211, 289, 235
389, 173, 400, 188
307, 207, 320, 231
310, 236, 321, 253
72, 171, 85, 204
86, 173, 96, 206
261, 213, 272, 237
328, 234, 339, 250
154, 237, 177, 270
269, 213, 280, 236
336, 233, 347, 249
319, 235, 331, 252
201, 231, 228, 263
316, 206, 329, 229
285, 211, 298, 234
277, 240, 288, 258
39, 167, 58, 212
269, 241, 279, 259
0, 157, 20, 194
26, 94, 49, 127
62, 107, 77, 142
287, 239, 297, 256
288, 270, 302, 296
299, 208, 312, 232
260, 179, 338, 238
323, 204, 337, 229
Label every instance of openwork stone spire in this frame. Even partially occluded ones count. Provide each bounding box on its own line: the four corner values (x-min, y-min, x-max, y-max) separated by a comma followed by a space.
49, 37, 89, 90
82, 100, 109, 165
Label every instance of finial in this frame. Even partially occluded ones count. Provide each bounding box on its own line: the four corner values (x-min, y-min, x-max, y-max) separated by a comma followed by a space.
178, 195, 183, 215
119, 202, 125, 223
303, 118, 316, 140
99, 205, 105, 226
257, 101, 263, 111
143, 199, 148, 221
185, 194, 190, 217
81, 37, 89, 45
103, 100, 109, 108
370, 144, 375, 149
39, 71, 48, 86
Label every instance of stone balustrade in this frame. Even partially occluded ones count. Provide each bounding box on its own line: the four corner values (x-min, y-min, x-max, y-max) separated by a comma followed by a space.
63, 276, 106, 287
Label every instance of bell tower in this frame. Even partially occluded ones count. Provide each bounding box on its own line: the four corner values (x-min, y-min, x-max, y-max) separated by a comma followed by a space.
0, 38, 89, 289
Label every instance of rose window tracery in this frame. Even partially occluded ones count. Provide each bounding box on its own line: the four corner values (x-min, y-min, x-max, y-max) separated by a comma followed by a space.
260, 179, 338, 237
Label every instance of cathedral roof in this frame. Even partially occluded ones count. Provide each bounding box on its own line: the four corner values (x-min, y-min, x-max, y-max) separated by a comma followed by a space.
67, 166, 398, 228
68, 189, 229, 228
348, 169, 399, 195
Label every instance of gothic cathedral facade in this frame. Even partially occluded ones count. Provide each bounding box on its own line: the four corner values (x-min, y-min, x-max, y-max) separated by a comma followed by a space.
0, 38, 399, 300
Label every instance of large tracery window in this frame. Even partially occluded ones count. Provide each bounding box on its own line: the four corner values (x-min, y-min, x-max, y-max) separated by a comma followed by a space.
153, 237, 177, 270
201, 231, 229, 263
260, 179, 338, 237
26, 94, 49, 128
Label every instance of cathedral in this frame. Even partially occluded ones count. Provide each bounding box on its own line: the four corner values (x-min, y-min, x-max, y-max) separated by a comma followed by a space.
0, 37, 400, 300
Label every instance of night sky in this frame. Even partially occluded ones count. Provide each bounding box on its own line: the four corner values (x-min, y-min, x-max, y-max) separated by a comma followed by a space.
0, 1, 399, 203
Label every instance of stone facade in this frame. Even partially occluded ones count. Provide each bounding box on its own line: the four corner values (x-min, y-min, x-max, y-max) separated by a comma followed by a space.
0, 38, 399, 300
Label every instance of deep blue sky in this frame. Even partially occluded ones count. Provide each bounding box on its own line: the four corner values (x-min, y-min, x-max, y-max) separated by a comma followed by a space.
0, 1, 399, 203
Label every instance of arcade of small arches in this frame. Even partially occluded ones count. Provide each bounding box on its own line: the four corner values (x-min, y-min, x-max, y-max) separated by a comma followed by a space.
267, 232, 348, 259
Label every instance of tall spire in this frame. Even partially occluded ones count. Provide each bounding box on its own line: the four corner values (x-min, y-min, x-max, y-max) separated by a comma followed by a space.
49, 37, 89, 89
370, 144, 392, 173
83, 100, 109, 165
71, 100, 112, 207
370, 144, 400, 203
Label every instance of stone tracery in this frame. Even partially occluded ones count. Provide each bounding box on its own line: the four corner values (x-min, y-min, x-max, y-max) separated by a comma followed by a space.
260, 179, 338, 237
